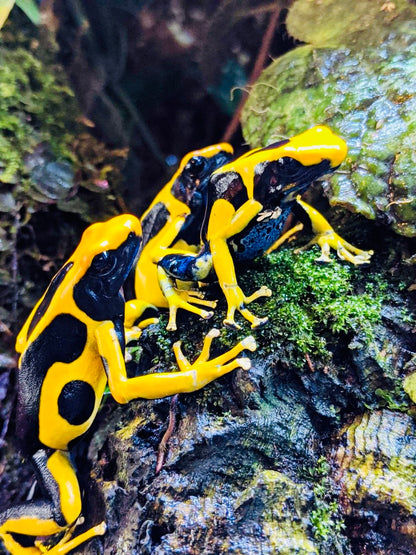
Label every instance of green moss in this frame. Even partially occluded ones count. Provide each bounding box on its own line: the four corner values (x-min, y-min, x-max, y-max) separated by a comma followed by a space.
309, 456, 346, 544
375, 384, 412, 412
130, 245, 405, 384
243, 247, 385, 366
0, 18, 129, 333
0, 45, 78, 184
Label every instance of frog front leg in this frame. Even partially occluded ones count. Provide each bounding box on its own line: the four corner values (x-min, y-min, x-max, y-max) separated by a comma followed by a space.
207, 198, 272, 329
0, 450, 105, 554
295, 196, 373, 264
157, 261, 217, 331
96, 321, 256, 403
153, 229, 218, 331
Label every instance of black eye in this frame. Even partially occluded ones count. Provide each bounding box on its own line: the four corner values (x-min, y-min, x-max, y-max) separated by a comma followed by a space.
184, 156, 207, 178
90, 251, 117, 275
276, 157, 302, 176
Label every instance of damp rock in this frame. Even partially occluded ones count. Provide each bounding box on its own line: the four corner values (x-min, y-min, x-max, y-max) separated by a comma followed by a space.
242, 2, 416, 236
331, 410, 416, 554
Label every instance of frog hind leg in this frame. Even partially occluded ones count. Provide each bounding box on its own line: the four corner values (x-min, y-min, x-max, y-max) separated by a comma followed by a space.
265, 223, 304, 255
125, 298, 159, 344
125, 299, 159, 329
0, 450, 105, 554
207, 198, 271, 329
295, 196, 373, 265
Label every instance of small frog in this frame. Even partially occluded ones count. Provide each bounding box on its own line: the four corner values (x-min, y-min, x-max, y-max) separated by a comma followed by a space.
1, 214, 256, 554
158, 126, 371, 329
125, 143, 233, 332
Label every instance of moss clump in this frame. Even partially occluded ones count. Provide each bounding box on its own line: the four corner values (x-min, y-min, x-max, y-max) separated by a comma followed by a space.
243, 247, 386, 366
308, 456, 346, 548
130, 244, 409, 382
0, 45, 78, 184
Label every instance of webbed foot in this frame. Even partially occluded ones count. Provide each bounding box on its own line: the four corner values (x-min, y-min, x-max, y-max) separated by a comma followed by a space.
296, 196, 373, 265
157, 266, 217, 331
173, 328, 257, 384
222, 283, 272, 329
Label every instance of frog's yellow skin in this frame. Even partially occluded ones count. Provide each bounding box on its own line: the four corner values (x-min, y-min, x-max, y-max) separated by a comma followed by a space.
1, 214, 256, 554
125, 143, 233, 331
264, 196, 375, 263
292, 196, 374, 264
159, 126, 363, 329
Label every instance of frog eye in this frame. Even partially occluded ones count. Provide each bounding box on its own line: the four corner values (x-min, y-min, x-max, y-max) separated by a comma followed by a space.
184, 156, 207, 178
276, 157, 302, 175
90, 251, 117, 275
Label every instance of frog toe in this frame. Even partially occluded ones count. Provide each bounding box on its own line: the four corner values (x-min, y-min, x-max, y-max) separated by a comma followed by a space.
223, 317, 241, 330
336, 244, 373, 265
241, 335, 257, 352
315, 251, 333, 264
337, 245, 374, 265
200, 309, 215, 320
236, 357, 251, 370
245, 285, 272, 303
250, 315, 269, 329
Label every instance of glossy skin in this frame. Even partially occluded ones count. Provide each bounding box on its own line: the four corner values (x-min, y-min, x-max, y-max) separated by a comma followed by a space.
1, 214, 256, 554
125, 143, 233, 331
160, 126, 356, 328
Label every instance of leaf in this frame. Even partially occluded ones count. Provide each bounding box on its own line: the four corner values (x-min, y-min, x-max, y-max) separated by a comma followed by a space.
15, 0, 40, 25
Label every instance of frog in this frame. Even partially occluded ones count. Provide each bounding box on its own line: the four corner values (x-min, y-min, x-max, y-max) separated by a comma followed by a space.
157, 125, 372, 329
125, 143, 234, 332
1, 213, 256, 554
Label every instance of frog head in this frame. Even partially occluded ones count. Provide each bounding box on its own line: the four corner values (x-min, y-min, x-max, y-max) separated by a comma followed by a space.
72, 214, 142, 319
170, 143, 233, 208
209, 126, 347, 210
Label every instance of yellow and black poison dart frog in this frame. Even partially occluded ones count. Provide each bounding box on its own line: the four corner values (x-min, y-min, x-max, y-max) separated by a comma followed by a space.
157, 126, 371, 329
0, 214, 256, 554
125, 143, 233, 331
